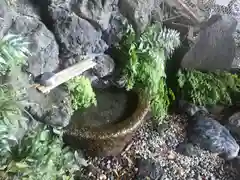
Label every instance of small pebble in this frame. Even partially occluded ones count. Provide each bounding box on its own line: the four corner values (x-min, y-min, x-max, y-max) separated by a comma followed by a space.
167, 150, 176, 160
99, 174, 107, 180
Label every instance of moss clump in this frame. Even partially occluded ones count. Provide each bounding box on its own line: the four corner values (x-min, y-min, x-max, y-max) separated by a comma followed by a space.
117, 24, 180, 121
177, 69, 240, 106
68, 76, 97, 111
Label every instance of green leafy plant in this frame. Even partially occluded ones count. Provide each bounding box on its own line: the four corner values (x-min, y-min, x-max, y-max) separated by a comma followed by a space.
0, 86, 81, 180
0, 34, 82, 180
117, 24, 180, 121
0, 34, 30, 75
0, 34, 32, 170
0, 84, 30, 172
177, 69, 240, 106
68, 76, 97, 111
2, 126, 81, 180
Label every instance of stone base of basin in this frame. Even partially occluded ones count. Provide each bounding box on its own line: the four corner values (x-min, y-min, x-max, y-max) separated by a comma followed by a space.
63, 93, 149, 157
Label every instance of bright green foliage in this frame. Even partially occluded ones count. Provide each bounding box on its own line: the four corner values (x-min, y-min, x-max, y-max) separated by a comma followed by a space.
177, 69, 240, 106
0, 34, 30, 75
0, 34, 31, 170
0, 84, 30, 172
0, 86, 80, 180
0, 34, 81, 179
117, 24, 180, 121
68, 76, 97, 111
2, 126, 80, 180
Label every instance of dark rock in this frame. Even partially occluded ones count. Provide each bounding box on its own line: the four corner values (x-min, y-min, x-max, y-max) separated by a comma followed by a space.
181, 14, 238, 71
102, 13, 128, 46
118, 0, 155, 34
176, 143, 200, 157
229, 156, 240, 173
34, 72, 56, 86
9, 67, 73, 128
7, 15, 59, 77
0, 1, 14, 39
82, 69, 112, 89
70, 0, 117, 31
178, 100, 208, 117
225, 112, 240, 138
92, 54, 115, 78
51, 0, 127, 47
0, 3, 72, 127
91, 78, 112, 89
184, 103, 240, 160
49, 1, 108, 61
7, 0, 41, 19
135, 157, 163, 180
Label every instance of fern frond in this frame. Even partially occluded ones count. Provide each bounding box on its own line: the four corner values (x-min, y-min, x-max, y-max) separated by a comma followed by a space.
0, 33, 31, 75
118, 24, 180, 122
139, 24, 181, 57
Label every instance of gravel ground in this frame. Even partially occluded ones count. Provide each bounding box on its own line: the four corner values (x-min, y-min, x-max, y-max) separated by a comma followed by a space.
84, 114, 239, 180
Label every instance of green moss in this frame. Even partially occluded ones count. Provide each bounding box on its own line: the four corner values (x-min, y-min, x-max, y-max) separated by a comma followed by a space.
117, 24, 180, 121
68, 76, 97, 111
177, 69, 240, 106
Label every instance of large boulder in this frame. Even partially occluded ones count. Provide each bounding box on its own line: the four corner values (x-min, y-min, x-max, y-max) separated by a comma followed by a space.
225, 111, 240, 138
181, 14, 238, 71
71, 0, 128, 45
118, 0, 155, 34
49, 0, 108, 64
180, 101, 239, 160
9, 15, 59, 77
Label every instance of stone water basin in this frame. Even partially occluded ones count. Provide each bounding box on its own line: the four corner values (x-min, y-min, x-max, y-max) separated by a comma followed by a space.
63, 87, 149, 157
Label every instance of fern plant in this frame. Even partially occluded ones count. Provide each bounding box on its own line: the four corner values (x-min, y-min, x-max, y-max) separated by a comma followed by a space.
0, 34, 82, 179
0, 34, 30, 75
0, 86, 81, 180
0, 34, 31, 171
117, 24, 180, 121
177, 69, 240, 106
2, 126, 81, 180
68, 76, 97, 111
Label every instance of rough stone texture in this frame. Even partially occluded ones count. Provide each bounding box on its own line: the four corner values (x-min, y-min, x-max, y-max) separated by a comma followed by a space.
70, 0, 117, 31
0, 3, 59, 78
27, 87, 73, 127
0, 1, 14, 39
187, 108, 239, 160
136, 158, 163, 180
102, 13, 128, 46
0, 2, 59, 76
49, 1, 108, 62
12, 16, 59, 76
6, 0, 41, 19
0, 2, 72, 127
225, 111, 240, 138
181, 14, 238, 71
118, 0, 155, 34
9, 67, 73, 128
92, 54, 115, 78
